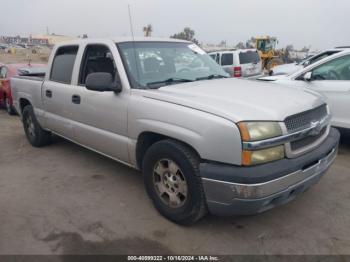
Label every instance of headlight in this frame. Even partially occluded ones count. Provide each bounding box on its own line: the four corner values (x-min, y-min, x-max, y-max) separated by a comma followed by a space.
238, 122, 282, 141
238, 122, 284, 166
242, 146, 285, 166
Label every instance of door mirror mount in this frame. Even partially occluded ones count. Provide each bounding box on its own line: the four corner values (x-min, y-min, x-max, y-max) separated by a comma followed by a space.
85, 72, 122, 93
303, 71, 313, 82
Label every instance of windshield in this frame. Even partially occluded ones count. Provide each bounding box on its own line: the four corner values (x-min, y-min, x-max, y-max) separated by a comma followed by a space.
117, 41, 229, 89
256, 39, 276, 52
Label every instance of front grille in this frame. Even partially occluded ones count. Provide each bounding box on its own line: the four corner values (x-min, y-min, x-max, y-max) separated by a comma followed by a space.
290, 126, 327, 151
285, 104, 328, 133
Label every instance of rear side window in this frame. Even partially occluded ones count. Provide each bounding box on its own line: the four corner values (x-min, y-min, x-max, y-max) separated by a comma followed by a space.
239, 51, 260, 64
221, 53, 233, 66
50, 46, 78, 84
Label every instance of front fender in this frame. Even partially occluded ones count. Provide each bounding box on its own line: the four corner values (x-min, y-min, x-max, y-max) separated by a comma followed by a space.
128, 95, 243, 166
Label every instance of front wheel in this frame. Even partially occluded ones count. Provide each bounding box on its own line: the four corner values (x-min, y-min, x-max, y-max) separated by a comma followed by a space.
22, 105, 52, 147
142, 140, 207, 225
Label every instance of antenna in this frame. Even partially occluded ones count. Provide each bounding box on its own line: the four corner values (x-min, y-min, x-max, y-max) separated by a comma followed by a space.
128, 5, 135, 41
128, 5, 141, 87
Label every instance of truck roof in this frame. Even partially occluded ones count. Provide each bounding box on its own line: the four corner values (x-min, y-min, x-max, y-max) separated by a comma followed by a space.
54, 37, 191, 47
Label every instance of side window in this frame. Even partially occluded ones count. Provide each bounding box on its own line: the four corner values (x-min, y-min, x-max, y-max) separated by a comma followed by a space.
50, 46, 78, 84
0, 67, 7, 78
79, 45, 117, 85
209, 54, 220, 65
308, 51, 339, 65
216, 54, 220, 64
221, 53, 233, 66
311, 55, 350, 81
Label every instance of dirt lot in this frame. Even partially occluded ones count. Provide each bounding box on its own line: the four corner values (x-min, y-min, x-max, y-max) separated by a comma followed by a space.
0, 50, 49, 64
0, 110, 350, 255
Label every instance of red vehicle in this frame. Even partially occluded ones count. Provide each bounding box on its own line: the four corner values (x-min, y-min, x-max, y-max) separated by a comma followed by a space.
0, 63, 46, 115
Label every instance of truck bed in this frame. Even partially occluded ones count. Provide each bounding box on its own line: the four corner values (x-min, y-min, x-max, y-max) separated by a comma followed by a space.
11, 76, 45, 115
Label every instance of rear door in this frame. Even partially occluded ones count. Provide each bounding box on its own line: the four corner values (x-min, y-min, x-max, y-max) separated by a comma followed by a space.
42, 45, 79, 138
238, 50, 262, 77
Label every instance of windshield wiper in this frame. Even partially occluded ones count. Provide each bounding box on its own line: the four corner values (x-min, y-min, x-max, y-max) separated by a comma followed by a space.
146, 78, 194, 88
195, 74, 228, 81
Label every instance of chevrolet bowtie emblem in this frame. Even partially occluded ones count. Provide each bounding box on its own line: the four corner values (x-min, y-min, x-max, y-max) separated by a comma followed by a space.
309, 121, 324, 136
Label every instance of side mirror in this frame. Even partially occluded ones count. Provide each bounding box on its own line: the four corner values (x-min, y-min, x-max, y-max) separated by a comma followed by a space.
303, 72, 313, 82
303, 60, 310, 67
86, 72, 122, 93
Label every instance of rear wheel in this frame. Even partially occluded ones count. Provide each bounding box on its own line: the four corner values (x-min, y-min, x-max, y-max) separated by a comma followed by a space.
5, 97, 16, 115
22, 105, 52, 147
143, 140, 207, 225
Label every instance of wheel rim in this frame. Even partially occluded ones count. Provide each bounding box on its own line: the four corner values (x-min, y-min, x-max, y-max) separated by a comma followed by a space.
25, 115, 36, 138
153, 159, 188, 208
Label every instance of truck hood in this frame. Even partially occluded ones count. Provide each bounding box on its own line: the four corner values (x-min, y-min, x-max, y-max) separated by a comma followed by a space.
141, 78, 325, 123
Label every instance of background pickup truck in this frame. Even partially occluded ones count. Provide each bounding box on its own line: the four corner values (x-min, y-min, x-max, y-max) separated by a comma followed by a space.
11, 37, 340, 225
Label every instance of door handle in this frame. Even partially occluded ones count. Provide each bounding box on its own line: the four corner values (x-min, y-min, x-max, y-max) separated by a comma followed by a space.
45, 90, 52, 98
72, 95, 81, 104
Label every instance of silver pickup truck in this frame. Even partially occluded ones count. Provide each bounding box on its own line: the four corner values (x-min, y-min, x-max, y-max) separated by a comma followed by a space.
11, 38, 340, 224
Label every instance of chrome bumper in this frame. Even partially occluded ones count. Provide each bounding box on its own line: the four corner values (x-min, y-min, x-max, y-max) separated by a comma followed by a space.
202, 148, 336, 201
201, 127, 339, 216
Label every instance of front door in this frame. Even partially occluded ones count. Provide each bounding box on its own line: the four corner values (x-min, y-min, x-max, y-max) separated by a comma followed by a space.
68, 44, 129, 163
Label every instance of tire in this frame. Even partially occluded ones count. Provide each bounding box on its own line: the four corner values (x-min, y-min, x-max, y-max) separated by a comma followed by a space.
5, 97, 16, 115
142, 139, 207, 225
22, 105, 52, 147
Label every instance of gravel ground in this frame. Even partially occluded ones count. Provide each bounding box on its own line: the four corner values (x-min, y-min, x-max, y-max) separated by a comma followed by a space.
0, 51, 49, 64
0, 110, 349, 255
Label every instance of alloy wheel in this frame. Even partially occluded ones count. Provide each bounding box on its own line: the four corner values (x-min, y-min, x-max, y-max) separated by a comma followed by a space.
153, 159, 188, 208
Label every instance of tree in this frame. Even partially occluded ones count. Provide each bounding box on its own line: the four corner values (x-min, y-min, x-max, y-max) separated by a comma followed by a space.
219, 40, 227, 47
235, 42, 245, 49
285, 45, 294, 51
284, 45, 294, 63
171, 27, 199, 44
246, 37, 256, 48
301, 46, 310, 52
143, 24, 153, 37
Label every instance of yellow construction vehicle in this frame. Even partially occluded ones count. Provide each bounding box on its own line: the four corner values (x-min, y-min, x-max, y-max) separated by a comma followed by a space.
255, 36, 284, 71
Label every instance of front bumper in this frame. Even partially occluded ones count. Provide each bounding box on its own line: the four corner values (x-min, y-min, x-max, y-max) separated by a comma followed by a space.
200, 128, 340, 216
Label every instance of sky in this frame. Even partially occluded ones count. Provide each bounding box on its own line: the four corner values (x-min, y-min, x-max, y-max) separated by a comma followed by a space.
1, 0, 349, 50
